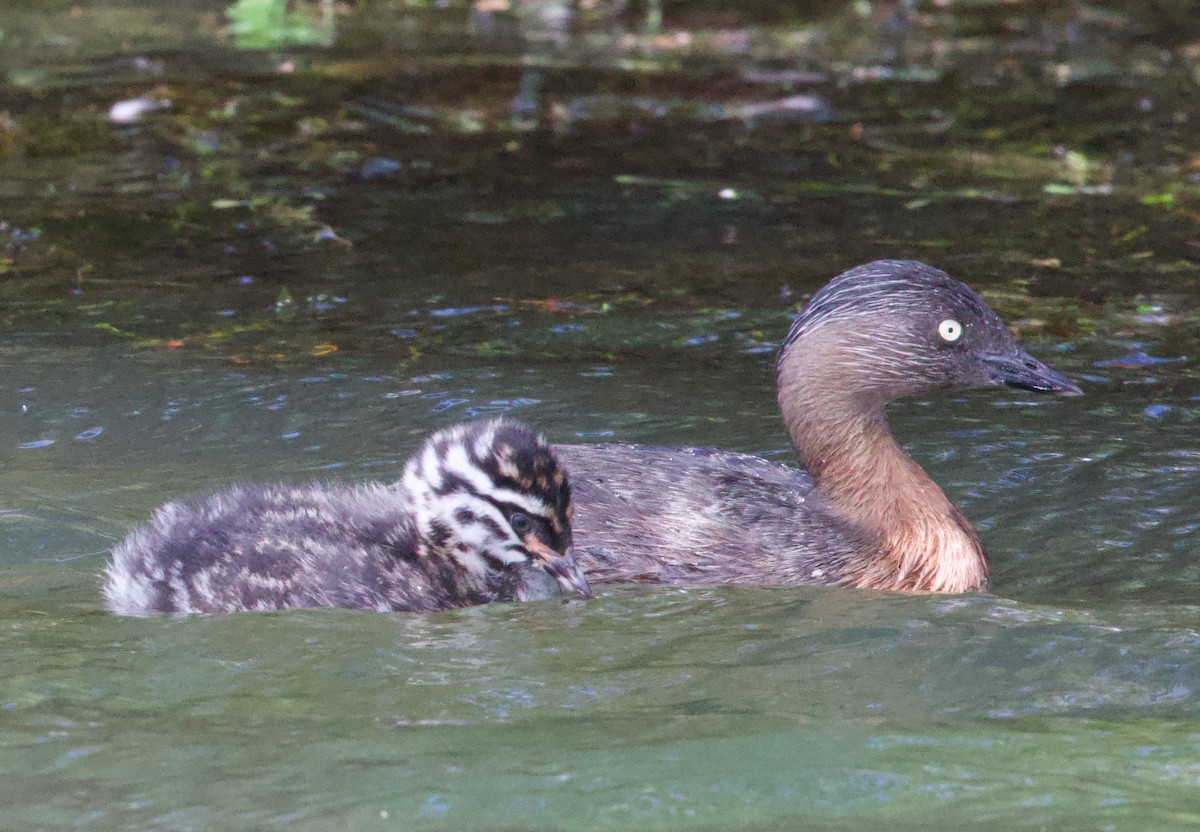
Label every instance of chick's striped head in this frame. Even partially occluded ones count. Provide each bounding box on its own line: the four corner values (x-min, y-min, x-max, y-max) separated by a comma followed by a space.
401, 419, 588, 598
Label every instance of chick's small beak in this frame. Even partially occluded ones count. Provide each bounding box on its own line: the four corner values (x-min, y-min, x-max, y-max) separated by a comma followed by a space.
980, 349, 1083, 396
524, 536, 591, 599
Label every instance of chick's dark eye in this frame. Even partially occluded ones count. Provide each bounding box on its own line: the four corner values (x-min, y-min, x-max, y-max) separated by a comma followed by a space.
509, 512, 532, 534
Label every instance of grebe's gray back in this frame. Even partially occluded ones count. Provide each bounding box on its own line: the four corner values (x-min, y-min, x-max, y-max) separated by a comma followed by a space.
103, 419, 590, 615
557, 260, 1081, 593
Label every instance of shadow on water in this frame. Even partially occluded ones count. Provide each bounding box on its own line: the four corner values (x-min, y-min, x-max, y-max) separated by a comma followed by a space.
2, 0, 1200, 829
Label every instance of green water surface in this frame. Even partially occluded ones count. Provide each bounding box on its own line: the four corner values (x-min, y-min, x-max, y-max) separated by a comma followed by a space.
2, 1, 1200, 829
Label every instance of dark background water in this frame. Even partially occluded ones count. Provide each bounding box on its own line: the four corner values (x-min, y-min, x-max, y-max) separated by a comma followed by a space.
2, 1, 1200, 829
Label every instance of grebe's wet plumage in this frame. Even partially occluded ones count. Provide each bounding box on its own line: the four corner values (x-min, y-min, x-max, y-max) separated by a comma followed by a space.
103, 419, 590, 615
558, 260, 1081, 593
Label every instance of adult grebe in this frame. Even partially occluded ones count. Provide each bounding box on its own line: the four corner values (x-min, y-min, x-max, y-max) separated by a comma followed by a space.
558, 260, 1081, 593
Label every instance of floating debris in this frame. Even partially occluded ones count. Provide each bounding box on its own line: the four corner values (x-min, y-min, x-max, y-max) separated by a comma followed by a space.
1094, 352, 1186, 369
352, 158, 403, 180
108, 97, 170, 124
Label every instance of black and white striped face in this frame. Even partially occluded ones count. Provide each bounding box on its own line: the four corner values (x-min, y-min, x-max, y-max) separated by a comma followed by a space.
402, 419, 589, 599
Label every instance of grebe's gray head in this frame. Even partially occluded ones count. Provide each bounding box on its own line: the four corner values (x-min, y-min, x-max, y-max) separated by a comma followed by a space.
778, 260, 1082, 408
401, 418, 590, 600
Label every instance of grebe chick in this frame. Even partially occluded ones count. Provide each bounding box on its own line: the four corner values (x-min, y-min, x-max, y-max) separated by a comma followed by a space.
103, 419, 590, 615
557, 260, 1082, 594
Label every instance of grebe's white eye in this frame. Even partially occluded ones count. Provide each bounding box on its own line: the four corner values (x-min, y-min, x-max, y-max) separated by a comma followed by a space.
938, 319, 963, 343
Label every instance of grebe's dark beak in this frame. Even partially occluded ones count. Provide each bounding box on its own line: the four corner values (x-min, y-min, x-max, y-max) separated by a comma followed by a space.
524, 537, 592, 599
980, 348, 1083, 396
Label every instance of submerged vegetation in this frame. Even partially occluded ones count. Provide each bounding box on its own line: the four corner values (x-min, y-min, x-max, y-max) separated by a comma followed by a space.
0, 0, 1197, 369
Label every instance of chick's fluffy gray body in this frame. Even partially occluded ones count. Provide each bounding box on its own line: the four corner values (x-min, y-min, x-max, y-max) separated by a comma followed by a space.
103, 419, 580, 615
106, 482, 507, 614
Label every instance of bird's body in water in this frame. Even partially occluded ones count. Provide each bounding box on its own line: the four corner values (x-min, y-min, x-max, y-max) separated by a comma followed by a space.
557, 260, 1082, 594
103, 419, 590, 615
